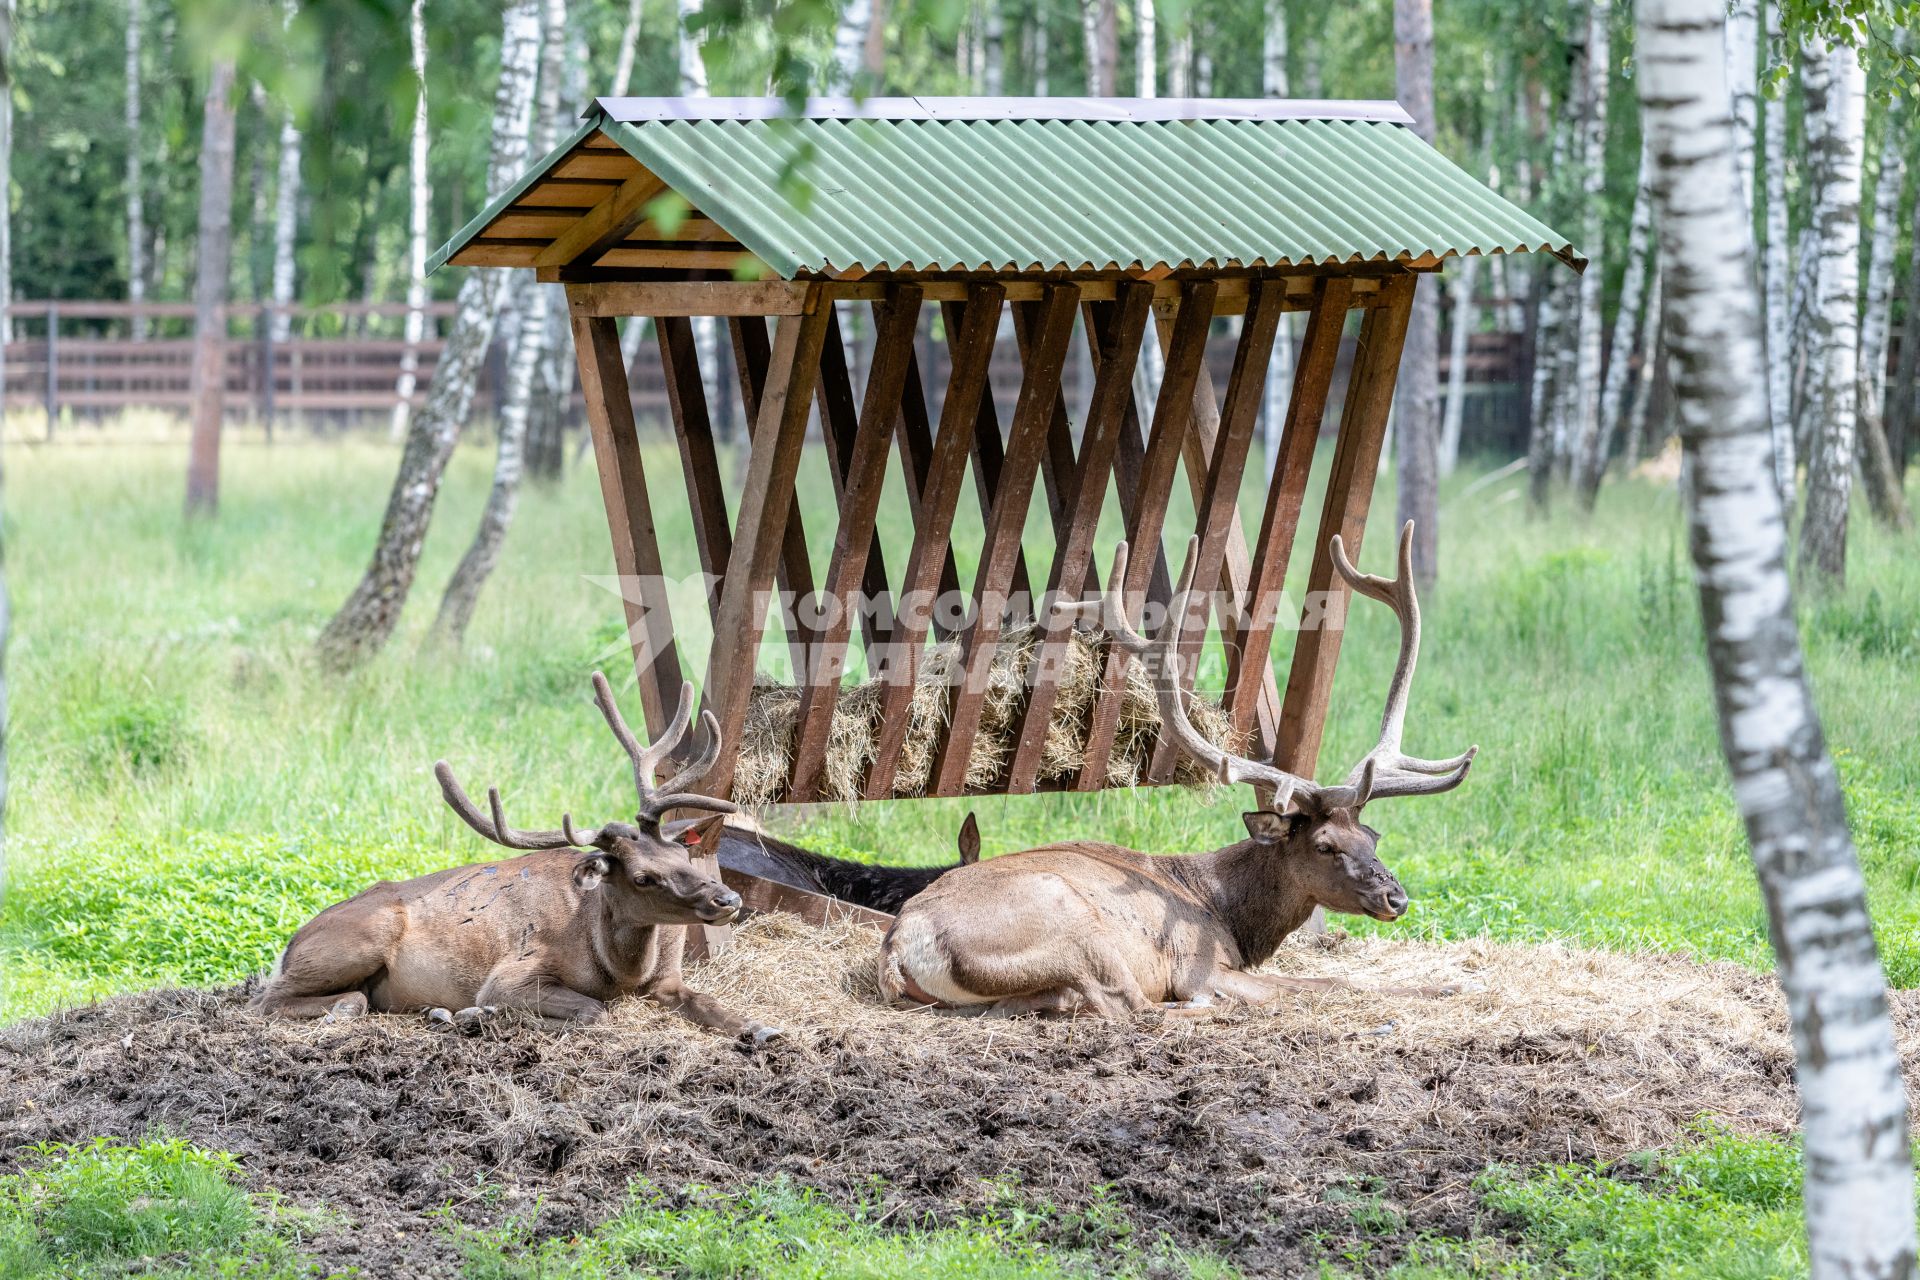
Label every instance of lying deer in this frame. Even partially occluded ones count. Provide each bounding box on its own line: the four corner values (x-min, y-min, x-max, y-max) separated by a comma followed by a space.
253, 674, 778, 1043
880, 523, 1477, 1017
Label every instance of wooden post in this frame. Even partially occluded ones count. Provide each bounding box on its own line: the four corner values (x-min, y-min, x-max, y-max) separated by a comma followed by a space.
930, 282, 1081, 796
656, 315, 732, 619
864, 282, 1006, 800
570, 308, 686, 737
258, 306, 276, 439
697, 289, 834, 801
786, 286, 924, 800
812, 305, 902, 655
729, 315, 822, 680
1224, 276, 1354, 738
941, 299, 1038, 617
889, 313, 966, 639
1276, 271, 1417, 778
44, 301, 58, 439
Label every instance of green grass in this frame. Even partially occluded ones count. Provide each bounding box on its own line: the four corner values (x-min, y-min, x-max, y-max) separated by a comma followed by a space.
3, 437, 1914, 1017
0, 1137, 325, 1278
450, 1179, 1237, 1279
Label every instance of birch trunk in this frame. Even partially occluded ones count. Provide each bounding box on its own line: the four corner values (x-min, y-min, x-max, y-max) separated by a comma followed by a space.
1081, 0, 1103, 93
1797, 42, 1864, 588
1856, 96, 1912, 531
1032, 6, 1048, 94
125, 0, 146, 340
1136, 0, 1154, 96
1761, 0, 1793, 501
1596, 139, 1653, 475
835, 0, 873, 90
1439, 255, 1479, 476
0, 0, 10, 351
184, 56, 237, 517
1262, 0, 1297, 476
1621, 266, 1662, 472
390, 0, 431, 441
1637, 7, 1919, 1274
270, 0, 301, 348
1393, 0, 1439, 586
611, 0, 642, 95
1724, 0, 1758, 216
315, 0, 540, 671
981, 0, 1002, 94
1890, 190, 1920, 473
676, 0, 726, 438
1526, 261, 1562, 510
1568, 0, 1612, 509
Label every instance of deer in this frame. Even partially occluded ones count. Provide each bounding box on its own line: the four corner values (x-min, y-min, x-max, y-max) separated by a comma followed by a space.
879, 522, 1477, 1018
252, 673, 779, 1043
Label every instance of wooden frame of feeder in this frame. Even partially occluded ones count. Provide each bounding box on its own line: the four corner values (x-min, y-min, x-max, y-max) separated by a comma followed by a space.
434, 97, 1581, 954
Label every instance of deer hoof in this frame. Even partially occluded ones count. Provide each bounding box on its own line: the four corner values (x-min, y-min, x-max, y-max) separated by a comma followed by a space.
742, 1024, 783, 1047
453, 1005, 497, 1029
319, 995, 368, 1023
425, 1007, 455, 1026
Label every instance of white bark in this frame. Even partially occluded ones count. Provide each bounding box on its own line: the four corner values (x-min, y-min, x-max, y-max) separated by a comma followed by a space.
982, 0, 1003, 94
1136, 0, 1154, 97
1622, 266, 1662, 472
1637, 7, 1919, 1275
611, 0, 643, 95
835, 0, 873, 91
125, 0, 146, 340
1599, 140, 1654, 460
1439, 254, 1479, 476
1262, 0, 1286, 96
1167, 22, 1189, 96
1081, 0, 1103, 93
676, 0, 724, 433
391, 0, 431, 441
1761, 0, 1792, 501
1859, 98, 1906, 410
1568, 0, 1611, 507
1261, 0, 1294, 473
0, 0, 10, 349
269, 0, 302, 347
1724, 0, 1758, 217
1798, 42, 1864, 586
1032, 7, 1048, 94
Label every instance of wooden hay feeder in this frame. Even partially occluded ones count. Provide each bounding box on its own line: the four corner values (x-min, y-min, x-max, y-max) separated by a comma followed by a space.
433, 96, 1581, 953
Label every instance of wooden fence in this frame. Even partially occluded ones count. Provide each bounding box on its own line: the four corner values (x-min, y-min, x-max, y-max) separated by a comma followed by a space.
3, 298, 1531, 437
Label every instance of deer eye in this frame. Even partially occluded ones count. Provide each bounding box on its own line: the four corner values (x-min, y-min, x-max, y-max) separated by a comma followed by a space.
632, 873, 655, 888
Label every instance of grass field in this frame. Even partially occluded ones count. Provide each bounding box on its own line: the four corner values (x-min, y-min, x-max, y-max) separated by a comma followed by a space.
0, 430, 1915, 1275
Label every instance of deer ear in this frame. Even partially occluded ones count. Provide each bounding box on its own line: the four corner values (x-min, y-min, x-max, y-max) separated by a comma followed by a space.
957, 812, 981, 865
1242, 811, 1289, 845
572, 852, 616, 891
678, 813, 729, 850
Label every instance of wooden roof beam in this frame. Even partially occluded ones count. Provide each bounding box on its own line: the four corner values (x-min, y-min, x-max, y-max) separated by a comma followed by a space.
535, 170, 668, 270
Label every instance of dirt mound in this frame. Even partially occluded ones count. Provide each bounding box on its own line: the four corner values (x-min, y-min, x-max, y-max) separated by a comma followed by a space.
4, 920, 1910, 1276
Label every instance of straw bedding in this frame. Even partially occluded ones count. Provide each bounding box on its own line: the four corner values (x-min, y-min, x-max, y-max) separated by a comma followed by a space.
6, 917, 1913, 1276
733, 624, 1245, 805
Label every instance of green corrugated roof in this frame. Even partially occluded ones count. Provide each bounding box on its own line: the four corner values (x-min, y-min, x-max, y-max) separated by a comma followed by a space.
433, 98, 1582, 277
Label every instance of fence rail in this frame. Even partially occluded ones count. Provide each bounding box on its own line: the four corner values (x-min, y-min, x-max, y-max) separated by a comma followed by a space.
5, 298, 1531, 435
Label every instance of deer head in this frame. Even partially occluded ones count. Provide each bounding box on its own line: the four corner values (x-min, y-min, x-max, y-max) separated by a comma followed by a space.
1054, 523, 1475, 921
433, 674, 744, 927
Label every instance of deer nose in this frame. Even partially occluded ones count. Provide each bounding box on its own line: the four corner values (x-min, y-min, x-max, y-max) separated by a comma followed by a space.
1380, 885, 1408, 918
713, 888, 742, 912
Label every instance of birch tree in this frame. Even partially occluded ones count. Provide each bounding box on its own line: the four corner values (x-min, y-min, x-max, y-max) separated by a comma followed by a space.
1761, 0, 1793, 499
674, 0, 725, 436
316, 0, 541, 671
0, 0, 10, 351
1621, 267, 1662, 472
270, 0, 301, 348
1854, 65, 1911, 531
432, 0, 568, 648
1262, 0, 1297, 477
1797, 41, 1864, 588
126, 0, 146, 339
1596, 139, 1654, 482
1891, 191, 1920, 471
390, 0, 430, 441
1393, 0, 1439, 586
611, 0, 643, 96
1568, 0, 1612, 510
1439, 255, 1479, 476
184, 55, 237, 516
1725, 0, 1758, 215
1637, 5, 1918, 1274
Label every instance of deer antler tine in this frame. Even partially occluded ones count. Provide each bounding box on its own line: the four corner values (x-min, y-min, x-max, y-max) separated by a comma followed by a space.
560, 813, 604, 848
651, 708, 726, 804
433, 760, 580, 851
590, 671, 654, 799
487, 788, 510, 843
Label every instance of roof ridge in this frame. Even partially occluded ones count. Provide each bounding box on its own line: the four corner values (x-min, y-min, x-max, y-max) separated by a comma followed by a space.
587, 97, 1415, 126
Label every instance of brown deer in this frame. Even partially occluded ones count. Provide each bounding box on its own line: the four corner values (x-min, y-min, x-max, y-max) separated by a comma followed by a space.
253, 674, 778, 1043
879, 523, 1477, 1018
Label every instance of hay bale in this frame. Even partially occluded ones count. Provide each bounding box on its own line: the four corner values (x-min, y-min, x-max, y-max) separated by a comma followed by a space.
732, 626, 1248, 806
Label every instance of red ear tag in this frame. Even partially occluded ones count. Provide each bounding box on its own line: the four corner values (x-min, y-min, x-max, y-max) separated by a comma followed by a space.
682, 829, 701, 847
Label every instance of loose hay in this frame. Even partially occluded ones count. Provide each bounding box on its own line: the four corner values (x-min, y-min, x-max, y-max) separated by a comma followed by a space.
733, 625, 1246, 805
5, 921, 1915, 1276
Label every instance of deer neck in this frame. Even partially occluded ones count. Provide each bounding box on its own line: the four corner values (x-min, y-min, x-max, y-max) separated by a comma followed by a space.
1183, 840, 1319, 969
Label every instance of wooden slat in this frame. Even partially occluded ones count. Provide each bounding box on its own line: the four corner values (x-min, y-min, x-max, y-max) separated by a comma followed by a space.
1075, 279, 1218, 790
568, 310, 685, 737
940, 299, 1036, 620
1003, 279, 1155, 793
730, 316, 819, 680
518, 180, 627, 207
484, 214, 577, 239
448, 244, 541, 267
535, 171, 667, 268
863, 282, 1007, 799
811, 306, 898, 654
929, 282, 1081, 796
1146, 275, 1287, 782
596, 248, 771, 272
1224, 276, 1353, 735
623, 217, 742, 243
1014, 302, 1096, 566
697, 293, 834, 802
890, 319, 966, 640
1276, 272, 1416, 777
567, 280, 812, 318
787, 287, 925, 800
552, 151, 643, 180
657, 315, 731, 618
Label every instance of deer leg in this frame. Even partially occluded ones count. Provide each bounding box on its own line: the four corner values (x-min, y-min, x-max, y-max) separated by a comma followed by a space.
252, 904, 402, 1019
645, 979, 782, 1046
256, 991, 370, 1021
469, 968, 608, 1026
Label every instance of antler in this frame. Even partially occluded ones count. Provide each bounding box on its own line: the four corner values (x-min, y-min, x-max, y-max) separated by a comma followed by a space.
589, 673, 736, 822
1050, 523, 1475, 814
1051, 537, 1321, 813
1327, 522, 1477, 802
434, 674, 736, 852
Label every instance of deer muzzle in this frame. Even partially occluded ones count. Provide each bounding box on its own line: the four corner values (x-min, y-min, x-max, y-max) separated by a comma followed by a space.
1366, 882, 1409, 922
697, 887, 744, 924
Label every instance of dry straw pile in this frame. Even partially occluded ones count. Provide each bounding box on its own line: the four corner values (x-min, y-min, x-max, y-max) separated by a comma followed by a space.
733, 625, 1245, 805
